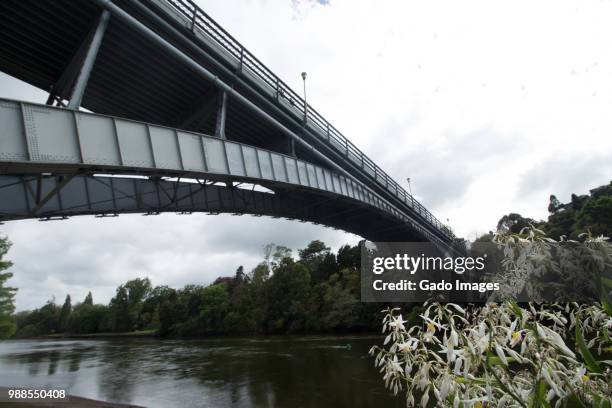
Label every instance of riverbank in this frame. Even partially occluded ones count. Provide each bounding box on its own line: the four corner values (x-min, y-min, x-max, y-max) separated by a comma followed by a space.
0, 388, 143, 408
39, 329, 158, 340
16, 329, 380, 341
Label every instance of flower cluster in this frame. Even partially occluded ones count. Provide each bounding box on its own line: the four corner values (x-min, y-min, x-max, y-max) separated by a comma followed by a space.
489, 228, 611, 303
371, 302, 611, 407
370, 230, 612, 407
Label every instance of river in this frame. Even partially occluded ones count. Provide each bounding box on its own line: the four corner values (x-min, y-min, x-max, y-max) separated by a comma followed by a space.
0, 335, 403, 408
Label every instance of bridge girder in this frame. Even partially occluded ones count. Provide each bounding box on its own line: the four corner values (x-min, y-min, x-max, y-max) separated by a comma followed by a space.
0, 174, 424, 242
0, 98, 441, 244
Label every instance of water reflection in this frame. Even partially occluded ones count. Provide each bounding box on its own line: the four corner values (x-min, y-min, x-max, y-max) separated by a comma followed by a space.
0, 336, 402, 408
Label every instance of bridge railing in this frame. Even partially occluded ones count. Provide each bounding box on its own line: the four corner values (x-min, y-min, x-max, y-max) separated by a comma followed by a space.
160, 0, 454, 240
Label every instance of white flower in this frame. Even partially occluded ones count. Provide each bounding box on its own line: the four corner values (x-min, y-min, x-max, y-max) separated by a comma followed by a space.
420, 389, 429, 408
509, 330, 523, 347
494, 344, 508, 366
439, 374, 452, 400
450, 329, 459, 348
537, 324, 576, 358
416, 362, 431, 390
453, 357, 463, 375
439, 345, 463, 363
386, 355, 403, 374
389, 315, 407, 332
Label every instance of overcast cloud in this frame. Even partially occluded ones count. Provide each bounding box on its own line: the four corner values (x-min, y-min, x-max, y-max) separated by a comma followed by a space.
2, 0, 612, 310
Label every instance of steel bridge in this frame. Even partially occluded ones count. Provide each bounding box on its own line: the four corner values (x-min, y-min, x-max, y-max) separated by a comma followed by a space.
0, 0, 456, 247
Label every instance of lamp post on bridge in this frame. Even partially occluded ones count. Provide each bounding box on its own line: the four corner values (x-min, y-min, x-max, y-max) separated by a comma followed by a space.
406, 178, 413, 196
301, 71, 307, 125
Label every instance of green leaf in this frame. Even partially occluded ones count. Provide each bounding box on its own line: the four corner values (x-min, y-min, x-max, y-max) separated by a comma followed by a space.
487, 356, 517, 366
599, 285, 612, 316
575, 324, 602, 374
592, 393, 612, 408
602, 276, 612, 289
533, 380, 548, 408
509, 301, 524, 318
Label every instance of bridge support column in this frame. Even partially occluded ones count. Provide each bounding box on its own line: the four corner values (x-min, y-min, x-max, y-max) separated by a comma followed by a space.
215, 90, 228, 139
288, 138, 296, 157
65, 10, 111, 110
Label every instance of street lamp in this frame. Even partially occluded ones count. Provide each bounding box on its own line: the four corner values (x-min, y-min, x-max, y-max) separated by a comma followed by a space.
406, 178, 413, 196
301, 72, 307, 124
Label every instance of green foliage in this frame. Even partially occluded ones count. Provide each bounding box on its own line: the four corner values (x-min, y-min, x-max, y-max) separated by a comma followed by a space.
496, 213, 540, 234
198, 284, 229, 333
83, 291, 93, 306
544, 181, 612, 240
544, 208, 576, 240
576, 195, 612, 237
548, 194, 562, 214
109, 277, 152, 332
0, 235, 17, 339
14, 299, 60, 337
11, 239, 393, 338
266, 258, 311, 332
68, 303, 110, 334
58, 294, 71, 331
493, 181, 612, 241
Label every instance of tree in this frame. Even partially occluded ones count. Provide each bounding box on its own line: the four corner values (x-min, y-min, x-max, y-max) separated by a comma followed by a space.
58, 294, 71, 332
198, 284, 230, 333
298, 240, 330, 263
266, 258, 311, 333
298, 240, 335, 282
250, 263, 269, 284
548, 194, 562, 213
83, 291, 93, 306
109, 286, 130, 332
157, 288, 179, 336
496, 213, 538, 234
263, 243, 293, 271
234, 265, 245, 283
109, 277, 152, 332
544, 209, 577, 240
68, 303, 110, 334
337, 244, 360, 269
576, 195, 612, 237
0, 236, 17, 339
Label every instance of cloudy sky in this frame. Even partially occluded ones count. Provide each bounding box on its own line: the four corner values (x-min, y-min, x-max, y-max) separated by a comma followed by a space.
2, 0, 612, 310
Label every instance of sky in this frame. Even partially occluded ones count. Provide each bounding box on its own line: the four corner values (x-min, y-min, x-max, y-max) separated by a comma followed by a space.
2, 0, 612, 310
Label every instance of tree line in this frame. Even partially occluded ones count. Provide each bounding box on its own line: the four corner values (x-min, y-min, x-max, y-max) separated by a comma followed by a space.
11, 240, 384, 338
478, 181, 612, 241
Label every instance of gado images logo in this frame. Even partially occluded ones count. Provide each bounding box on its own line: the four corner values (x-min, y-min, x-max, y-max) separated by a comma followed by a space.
361, 242, 501, 302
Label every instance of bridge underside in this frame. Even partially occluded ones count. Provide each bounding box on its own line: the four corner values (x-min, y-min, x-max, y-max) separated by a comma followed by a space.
0, 174, 423, 242
0, 0, 456, 248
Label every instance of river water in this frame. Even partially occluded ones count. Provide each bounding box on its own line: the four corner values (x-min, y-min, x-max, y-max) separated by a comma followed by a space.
0, 335, 403, 408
